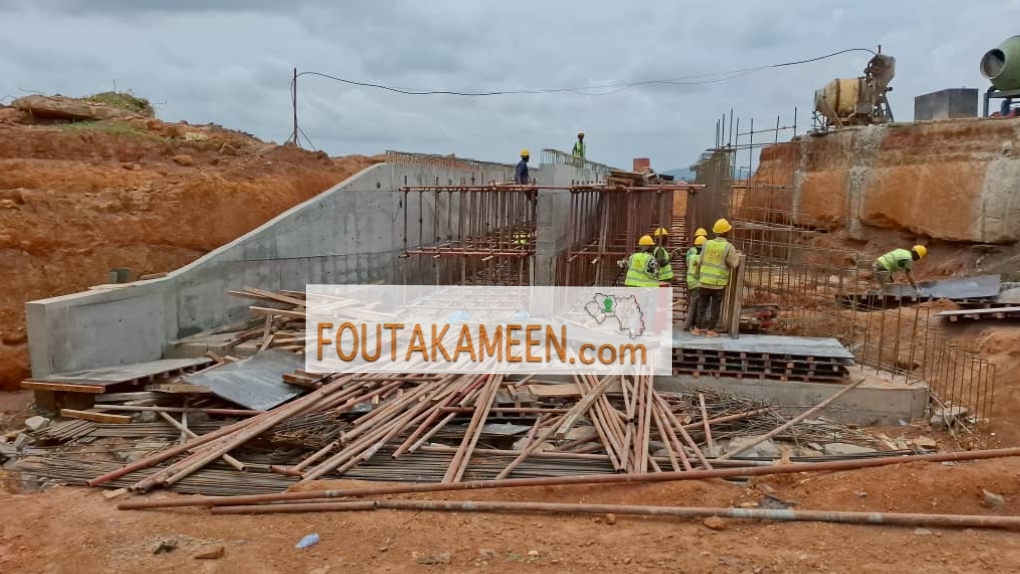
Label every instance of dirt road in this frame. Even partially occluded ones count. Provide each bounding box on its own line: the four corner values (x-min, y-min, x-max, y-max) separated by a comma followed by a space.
2, 459, 1018, 573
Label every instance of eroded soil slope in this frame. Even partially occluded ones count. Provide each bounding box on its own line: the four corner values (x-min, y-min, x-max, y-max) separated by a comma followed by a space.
0, 111, 382, 389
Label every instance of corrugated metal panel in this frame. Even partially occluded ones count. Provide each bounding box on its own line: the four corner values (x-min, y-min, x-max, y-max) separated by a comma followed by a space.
183, 350, 304, 411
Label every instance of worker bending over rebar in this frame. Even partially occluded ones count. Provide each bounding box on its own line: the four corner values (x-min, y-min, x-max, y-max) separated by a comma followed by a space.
872, 245, 927, 294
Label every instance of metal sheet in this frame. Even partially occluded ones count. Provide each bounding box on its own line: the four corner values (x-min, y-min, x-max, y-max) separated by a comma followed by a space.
937, 306, 1020, 317
883, 274, 1001, 300
480, 423, 533, 436
672, 332, 855, 360
182, 350, 304, 410
40, 357, 213, 387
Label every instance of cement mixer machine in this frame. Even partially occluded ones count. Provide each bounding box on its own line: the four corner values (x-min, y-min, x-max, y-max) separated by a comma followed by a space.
812, 48, 895, 130
980, 35, 1020, 116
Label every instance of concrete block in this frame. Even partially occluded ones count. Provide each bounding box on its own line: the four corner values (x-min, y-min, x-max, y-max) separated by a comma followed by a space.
24, 416, 50, 432
822, 443, 877, 456
726, 435, 780, 458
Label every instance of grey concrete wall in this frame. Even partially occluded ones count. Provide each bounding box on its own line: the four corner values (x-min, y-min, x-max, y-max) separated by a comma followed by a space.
27, 160, 515, 377
534, 158, 609, 286
914, 89, 979, 121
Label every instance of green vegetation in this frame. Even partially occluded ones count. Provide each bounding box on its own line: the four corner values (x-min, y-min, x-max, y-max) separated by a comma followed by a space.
57, 120, 145, 135
84, 91, 155, 117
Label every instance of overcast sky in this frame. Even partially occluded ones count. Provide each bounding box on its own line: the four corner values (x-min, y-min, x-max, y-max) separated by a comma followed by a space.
2, 1, 1019, 171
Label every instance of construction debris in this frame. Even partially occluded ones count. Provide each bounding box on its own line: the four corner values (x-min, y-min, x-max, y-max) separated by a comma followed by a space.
4, 286, 909, 499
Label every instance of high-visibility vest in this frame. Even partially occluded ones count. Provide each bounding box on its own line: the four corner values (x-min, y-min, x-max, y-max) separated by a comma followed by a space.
624, 252, 659, 287
877, 248, 912, 273
512, 232, 528, 245
686, 247, 701, 288
698, 238, 732, 288
653, 246, 674, 280
572, 141, 586, 158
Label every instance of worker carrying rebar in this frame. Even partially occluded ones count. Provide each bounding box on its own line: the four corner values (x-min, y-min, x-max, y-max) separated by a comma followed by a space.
652, 227, 673, 282
692, 219, 741, 338
619, 235, 661, 287
572, 131, 586, 159
873, 245, 927, 293
680, 228, 708, 331
515, 148, 531, 184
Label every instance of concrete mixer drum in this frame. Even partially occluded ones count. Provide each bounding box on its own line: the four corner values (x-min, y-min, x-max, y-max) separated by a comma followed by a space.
812, 49, 895, 130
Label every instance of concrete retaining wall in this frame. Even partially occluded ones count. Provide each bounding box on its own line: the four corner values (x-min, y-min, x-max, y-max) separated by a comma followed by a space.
26, 160, 516, 377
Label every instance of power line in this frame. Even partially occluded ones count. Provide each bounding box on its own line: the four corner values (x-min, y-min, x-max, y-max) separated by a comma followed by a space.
291, 47, 876, 98
286, 46, 877, 147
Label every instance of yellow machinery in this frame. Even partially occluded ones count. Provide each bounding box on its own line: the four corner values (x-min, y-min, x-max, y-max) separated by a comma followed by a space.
813, 48, 896, 129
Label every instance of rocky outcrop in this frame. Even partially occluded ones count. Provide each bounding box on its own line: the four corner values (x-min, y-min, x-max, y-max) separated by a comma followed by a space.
748, 118, 1020, 244
12, 94, 154, 122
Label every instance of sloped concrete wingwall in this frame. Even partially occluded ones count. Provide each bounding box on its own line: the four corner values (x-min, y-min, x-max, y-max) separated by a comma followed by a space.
26, 160, 515, 377
748, 117, 1020, 243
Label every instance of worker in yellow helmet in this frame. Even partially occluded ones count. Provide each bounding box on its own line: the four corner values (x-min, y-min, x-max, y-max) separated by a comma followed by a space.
652, 227, 673, 282
873, 245, 927, 293
515, 148, 531, 184
680, 235, 707, 331
619, 235, 660, 287
694, 227, 708, 239
692, 218, 741, 337
572, 131, 586, 159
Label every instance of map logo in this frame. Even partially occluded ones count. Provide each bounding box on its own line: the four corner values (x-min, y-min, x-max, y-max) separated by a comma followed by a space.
584, 293, 645, 339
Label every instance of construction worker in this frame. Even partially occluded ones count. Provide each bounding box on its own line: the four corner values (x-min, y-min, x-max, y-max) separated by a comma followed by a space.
515, 149, 531, 184
680, 234, 707, 331
652, 227, 673, 282
873, 245, 927, 292
693, 218, 741, 338
512, 231, 528, 245
572, 131, 586, 159
620, 235, 660, 287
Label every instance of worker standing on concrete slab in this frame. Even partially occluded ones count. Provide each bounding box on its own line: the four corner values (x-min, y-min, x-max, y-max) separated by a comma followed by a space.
680, 234, 707, 331
515, 149, 531, 184
572, 131, 586, 160
652, 227, 674, 282
620, 235, 660, 287
692, 218, 741, 338
873, 245, 926, 293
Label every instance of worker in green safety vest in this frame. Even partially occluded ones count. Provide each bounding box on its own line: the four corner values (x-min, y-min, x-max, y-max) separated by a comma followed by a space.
692, 218, 741, 338
873, 245, 927, 293
680, 234, 707, 331
572, 130, 586, 160
652, 227, 674, 282
619, 235, 661, 287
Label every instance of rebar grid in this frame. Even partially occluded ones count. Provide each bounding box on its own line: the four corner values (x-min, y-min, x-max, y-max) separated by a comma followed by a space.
400, 186, 538, 287
728, 212, 995, 446
557, 188, 677, 287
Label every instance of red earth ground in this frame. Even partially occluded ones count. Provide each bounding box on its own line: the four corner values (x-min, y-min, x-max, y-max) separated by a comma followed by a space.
0, 109, 383, 389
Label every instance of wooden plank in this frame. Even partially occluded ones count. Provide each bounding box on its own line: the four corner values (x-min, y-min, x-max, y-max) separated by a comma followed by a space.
148, 383, 213, 394
96, 391, 161, 403
60, 409, 132, 424
21, 380, 105, 394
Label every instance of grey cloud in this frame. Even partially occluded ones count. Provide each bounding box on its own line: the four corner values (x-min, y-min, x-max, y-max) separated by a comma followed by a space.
2, 0, 1020, 170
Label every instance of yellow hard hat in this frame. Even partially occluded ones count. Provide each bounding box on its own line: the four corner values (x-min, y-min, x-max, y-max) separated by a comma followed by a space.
694, 228, 708, 237
638, 235, 654, 247
712, 218, 732, 234
520, 148, 530, 157
653, 227, 669, 237
913, 245, 927, 258
694, 236, 706, 246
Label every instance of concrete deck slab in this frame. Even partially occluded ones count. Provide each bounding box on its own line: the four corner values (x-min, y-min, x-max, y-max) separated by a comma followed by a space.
658, 365, 928, 427
672, 332, 855, 360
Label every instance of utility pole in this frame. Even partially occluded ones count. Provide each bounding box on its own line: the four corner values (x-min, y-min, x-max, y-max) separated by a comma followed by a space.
291, 67, 301, 147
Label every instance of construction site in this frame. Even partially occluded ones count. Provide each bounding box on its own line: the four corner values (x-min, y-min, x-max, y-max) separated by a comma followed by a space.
2, 31, 1020, 574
